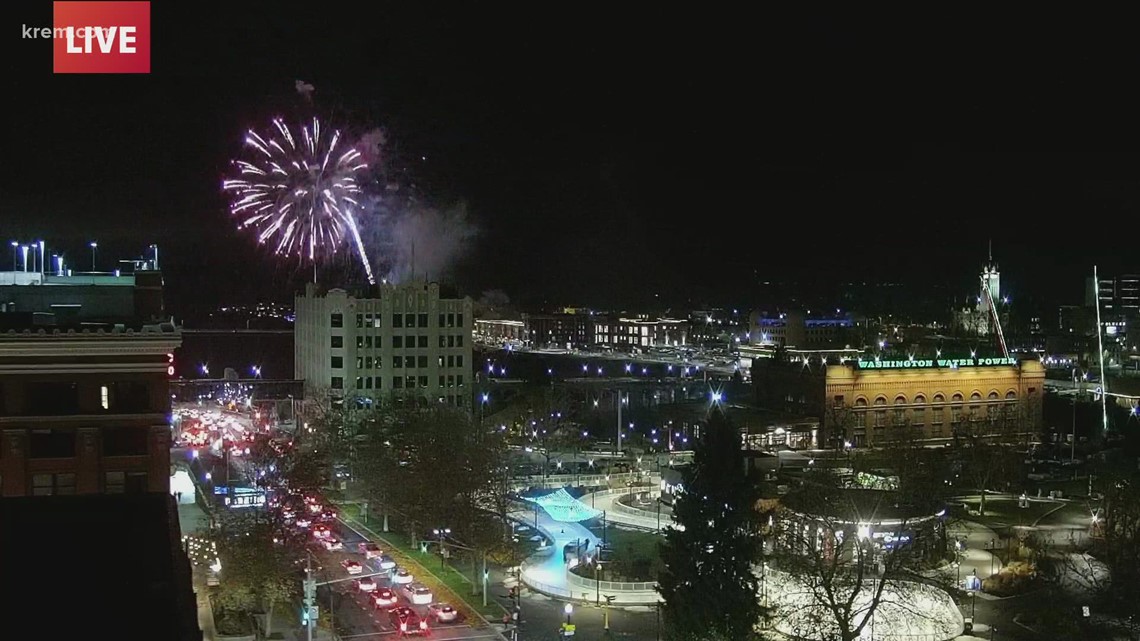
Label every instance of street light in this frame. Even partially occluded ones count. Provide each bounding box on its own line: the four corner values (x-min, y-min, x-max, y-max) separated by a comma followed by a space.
10, 241, 17, 271
564, 602, 573, 625
90, 241, 97, 272
433, 528, 451, 568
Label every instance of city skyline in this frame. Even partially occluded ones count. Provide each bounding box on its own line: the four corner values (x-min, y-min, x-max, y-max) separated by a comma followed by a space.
4, 8, 1140, 309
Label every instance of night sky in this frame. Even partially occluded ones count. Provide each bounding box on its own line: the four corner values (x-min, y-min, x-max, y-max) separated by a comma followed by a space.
3, 7, 1140, 317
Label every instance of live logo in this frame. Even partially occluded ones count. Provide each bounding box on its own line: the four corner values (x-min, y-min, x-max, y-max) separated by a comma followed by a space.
53, 1, 150, 74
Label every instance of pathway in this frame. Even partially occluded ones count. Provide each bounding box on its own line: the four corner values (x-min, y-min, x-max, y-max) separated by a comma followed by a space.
512, 503, 660, 605
583, 489, 680, 532
178, 499, 218, 641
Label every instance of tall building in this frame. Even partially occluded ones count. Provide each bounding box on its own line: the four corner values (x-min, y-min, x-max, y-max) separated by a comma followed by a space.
295, 281, 473, 408
0, 268, 181, 496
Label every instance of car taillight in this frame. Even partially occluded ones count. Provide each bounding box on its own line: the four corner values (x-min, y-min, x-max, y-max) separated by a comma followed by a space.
419, 621, 428, 629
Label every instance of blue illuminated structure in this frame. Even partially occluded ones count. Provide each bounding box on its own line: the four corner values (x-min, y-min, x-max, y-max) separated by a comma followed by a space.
523, 488, 603, 523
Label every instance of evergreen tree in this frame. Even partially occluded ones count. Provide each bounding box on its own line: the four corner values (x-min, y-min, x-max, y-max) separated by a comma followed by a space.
657, 408, 762, 640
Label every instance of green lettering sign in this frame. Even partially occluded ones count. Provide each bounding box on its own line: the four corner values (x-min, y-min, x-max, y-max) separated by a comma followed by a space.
854, 356, 1017, 370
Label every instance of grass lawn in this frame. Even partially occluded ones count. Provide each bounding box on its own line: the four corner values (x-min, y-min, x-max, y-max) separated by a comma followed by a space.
580, 523, 663, 582
336, 507, 507, 623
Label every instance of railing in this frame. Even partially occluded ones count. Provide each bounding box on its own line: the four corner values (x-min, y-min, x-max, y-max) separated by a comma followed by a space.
565, 568, 657, 593
508, 472, 659, 491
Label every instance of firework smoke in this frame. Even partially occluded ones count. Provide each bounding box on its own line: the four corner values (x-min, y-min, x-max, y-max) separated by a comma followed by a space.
371, 202, 478, 284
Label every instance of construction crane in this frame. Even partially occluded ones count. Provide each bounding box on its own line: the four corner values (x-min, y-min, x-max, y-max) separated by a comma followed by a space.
980, 275, 1010, 358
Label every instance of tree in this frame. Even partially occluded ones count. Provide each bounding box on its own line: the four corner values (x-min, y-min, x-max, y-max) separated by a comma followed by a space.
771, 473, 957, 641
1094, 469, 1140, 617
958, 440, 1022, 516
212, 511, 298, 637
657, 409, 762, 640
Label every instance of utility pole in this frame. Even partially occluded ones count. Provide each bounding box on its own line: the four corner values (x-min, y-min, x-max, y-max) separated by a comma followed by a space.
303, 556, 316, 641
616, 390, 623, 456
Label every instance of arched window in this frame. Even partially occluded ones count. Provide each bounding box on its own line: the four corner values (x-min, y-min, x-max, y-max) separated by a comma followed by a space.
894, 396, 908, 426
1005, 391, 1017, 400
951, 393, 964, 423
873, 396, 887, 428
969, 392, 982, 421
913, 395, 927, 426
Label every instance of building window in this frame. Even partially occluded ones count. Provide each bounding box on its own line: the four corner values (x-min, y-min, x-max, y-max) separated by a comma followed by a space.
457, 314, 464, 327
356, 336, 365, 349
418, 313, 428, 328
439, 375, 445, 387
365, 377, 373, 389
447, 375, 454, 388
439, 314, 446, 327
418, 336, 428, 348
331, 356, 343, 369
456, 355, 463, 368
932, 407, 944, 425
394, 357, 403, 369
456, 335, 464, 347
447, 313, 455, 327
448, 336, 455, 348
833, 395, 844, 408
331, 335, 343, 348
405, 314, 415, 327
365, 356, 373, 369
393, 336, 403, 348
356, 314, 363, 328
32, 472, 76, 496
356, 377, 364, 390
418, 356, 428, 368
438, 356, 445, 367
406, 376, 417, 389
331, 313, 343, 328
331, 377, 343, 390
374, 377, 381, 390
30, 429, 76, 458
439, 336, 446, 348
105, 471, 148, 494
104, 427, 148, 456
393, 314, 403, 328
101, 385, 110, 410
457, 375, 464, 387
25, 382, 80, 415
393, 377, 403, 389
109, 381, 150, 413
405, 335, 415, 348
913, 407, 925, 427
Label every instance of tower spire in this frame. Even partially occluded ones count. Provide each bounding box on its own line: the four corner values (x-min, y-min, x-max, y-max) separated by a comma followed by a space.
988, 238, 992, 263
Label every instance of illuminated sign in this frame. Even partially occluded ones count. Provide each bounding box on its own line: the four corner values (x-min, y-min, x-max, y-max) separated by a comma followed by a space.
855, 357, 1017, 370
167, 352, 175, 377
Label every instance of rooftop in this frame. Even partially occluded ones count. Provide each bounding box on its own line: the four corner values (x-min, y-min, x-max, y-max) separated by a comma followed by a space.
0, 493, 201, 641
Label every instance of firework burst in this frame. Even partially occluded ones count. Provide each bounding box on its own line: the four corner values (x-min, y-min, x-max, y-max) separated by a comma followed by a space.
222, 116, 375, 284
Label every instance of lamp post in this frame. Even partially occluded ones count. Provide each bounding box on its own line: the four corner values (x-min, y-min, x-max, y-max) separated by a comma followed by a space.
594, 560, 601, 605
90, 241, 97, 272
433, 528, 451, 568
10, 241, 17, 271
564, 602, 573, 628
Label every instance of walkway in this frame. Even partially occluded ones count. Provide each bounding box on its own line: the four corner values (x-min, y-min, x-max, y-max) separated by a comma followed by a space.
512, 503, 660, 605
941, 519, 1004, 593
178, 498, 218, 641
583, 489, 681, 533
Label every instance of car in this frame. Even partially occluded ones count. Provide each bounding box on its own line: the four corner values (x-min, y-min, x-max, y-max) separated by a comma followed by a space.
359, 542, 383, 558
429, 603, 458, 623
391, 567, 413, 584
322, 538, 344, 551
312, 525, 331, 539
371, 587, 397, 607
356, 576, 378, 592
295, 517, 312, 529
403, 582, 432, 605
342, 560, 363, 575
388, 606, 428, 635
376, 554, 397, 570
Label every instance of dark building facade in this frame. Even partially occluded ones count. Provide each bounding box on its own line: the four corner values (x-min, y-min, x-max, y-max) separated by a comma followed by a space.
0, 269, 181, 496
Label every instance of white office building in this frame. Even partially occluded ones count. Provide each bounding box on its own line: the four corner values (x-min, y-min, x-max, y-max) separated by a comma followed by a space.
295, 281, 473, 409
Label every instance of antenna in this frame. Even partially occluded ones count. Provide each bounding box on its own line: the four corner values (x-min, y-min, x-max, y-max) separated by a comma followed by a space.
988, 238, 992, 263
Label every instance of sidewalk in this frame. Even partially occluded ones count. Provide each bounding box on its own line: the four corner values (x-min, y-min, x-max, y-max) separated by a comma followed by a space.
938, 519, 1003, 599
181, 499, 219, 641
511, 505, 662, 605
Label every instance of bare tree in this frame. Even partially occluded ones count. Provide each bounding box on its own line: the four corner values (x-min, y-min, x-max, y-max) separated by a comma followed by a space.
769, 471, 958, 641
